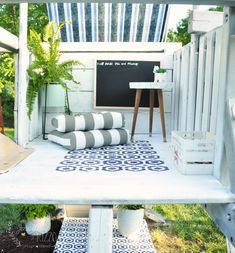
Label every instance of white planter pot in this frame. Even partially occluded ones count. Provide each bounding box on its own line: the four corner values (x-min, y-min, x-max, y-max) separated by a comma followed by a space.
154, 73, 167, 83
25, 216, 51, 236
117, 209, 144, 238
41, 83, 66, 108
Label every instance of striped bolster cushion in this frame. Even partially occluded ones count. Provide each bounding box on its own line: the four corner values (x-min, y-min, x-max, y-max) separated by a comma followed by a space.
51, 112, 125, 133
48, 129, 129, 150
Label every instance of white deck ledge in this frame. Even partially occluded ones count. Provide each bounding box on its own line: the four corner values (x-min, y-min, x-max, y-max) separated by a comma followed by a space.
0, 135, 234, 205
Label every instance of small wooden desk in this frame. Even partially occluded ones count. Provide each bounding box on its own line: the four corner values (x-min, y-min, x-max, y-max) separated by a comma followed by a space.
129, 82, 172, 142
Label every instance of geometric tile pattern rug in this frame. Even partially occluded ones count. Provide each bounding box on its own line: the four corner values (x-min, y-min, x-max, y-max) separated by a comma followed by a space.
56, 140, 169, 173
53, 218, 156, 253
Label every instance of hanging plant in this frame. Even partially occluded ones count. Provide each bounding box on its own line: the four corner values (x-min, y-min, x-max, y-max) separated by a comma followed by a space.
27, 21, 85, 118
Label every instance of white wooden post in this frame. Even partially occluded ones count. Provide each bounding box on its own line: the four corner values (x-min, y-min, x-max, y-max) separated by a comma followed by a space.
195, 35, 206, 131
210, 28, 222, 134
179, 45, 190, 131
87, 205, 113, 253
172, 51, 181, 130
213, 7, 231, 179
201, 31, 215, 132
17, 3, 29, 146
187, 36, 198, 132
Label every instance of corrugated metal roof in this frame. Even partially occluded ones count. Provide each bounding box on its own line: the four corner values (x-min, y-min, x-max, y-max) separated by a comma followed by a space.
47, 3, 168, 42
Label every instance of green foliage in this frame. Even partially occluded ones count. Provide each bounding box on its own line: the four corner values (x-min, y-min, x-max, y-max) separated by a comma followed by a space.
0, 3, 48, 127
151, 204, 226, 253
167, 15, 191, 46
209, 6, 224, 12
156, 68, 166, 73
19, 204, 56, 220
117, 205, 145, 210
0, 54, 15, 127
0, 54, 14, 95
0, 204, 22, 234
27, 21, 85, 118
28, 4, 49, 33
0, 4, 48, 36
0, 4, 19, 35
1, 93, 14, 128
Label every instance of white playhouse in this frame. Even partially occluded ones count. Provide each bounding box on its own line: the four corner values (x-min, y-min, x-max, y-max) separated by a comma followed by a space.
1, 1, 235, 253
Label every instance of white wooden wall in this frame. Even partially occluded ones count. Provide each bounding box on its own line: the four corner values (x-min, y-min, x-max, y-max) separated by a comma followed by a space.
29, 42, 181, 141
172, 27, 223, 134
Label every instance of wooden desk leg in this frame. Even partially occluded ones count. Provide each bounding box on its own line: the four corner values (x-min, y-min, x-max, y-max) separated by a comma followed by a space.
131, 89, 142, 142
157, 89, 166, 142
149, 90, 155, 137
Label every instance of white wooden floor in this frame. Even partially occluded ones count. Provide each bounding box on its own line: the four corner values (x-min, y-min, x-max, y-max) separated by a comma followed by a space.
0, 134, 234, 204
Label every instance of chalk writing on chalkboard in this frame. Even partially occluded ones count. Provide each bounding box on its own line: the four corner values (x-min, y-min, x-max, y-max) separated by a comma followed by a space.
95, 60, 160, 108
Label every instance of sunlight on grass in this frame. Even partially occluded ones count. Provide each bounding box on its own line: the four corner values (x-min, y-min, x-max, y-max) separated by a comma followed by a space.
4, 128, 14, 140
151, 204, 226, 253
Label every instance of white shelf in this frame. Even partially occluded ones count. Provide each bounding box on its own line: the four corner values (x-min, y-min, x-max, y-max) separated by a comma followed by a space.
0, 134, 234, 205
129, 82, 173, 90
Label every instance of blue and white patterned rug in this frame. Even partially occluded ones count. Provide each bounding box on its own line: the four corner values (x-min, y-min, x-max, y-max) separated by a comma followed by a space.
53, 218, 156, 253
56, 140, 169, 173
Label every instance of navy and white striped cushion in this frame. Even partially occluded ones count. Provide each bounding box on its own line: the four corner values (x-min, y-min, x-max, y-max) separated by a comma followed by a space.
48, 129, 129, 150
51, 112, 125, 133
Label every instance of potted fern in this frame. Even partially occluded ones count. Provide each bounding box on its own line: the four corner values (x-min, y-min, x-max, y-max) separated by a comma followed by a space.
117, 204, 145, 238
20, 204, 56, 236
27, 21, 85, 119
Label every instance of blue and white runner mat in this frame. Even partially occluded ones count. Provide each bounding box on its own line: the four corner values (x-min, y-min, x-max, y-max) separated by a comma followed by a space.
56, 140, 169, 173
53, 218, 156, 253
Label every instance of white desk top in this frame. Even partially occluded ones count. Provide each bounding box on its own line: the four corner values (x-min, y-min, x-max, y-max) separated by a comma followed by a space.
129, 82, 173, 90
0, 134, 234, 205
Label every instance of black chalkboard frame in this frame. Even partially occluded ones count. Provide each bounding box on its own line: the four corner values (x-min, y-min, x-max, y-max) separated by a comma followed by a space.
94, 59, 161, 109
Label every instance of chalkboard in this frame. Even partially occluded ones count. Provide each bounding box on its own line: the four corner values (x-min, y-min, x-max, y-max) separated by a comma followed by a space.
95, 60, 160, 108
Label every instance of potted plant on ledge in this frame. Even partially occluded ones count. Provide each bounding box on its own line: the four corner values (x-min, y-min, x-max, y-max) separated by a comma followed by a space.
153, 65, 167, 83
117, 204, 145, 238
20, 204, 56, 236
27, 21, 85, 138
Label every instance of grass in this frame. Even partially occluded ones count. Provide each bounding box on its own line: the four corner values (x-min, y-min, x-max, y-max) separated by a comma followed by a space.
4, 128, 14, 140
151, 204, 226, 253
0, 205, 22, 234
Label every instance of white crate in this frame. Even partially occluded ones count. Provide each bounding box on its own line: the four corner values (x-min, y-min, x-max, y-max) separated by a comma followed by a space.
171, 131, 215, 175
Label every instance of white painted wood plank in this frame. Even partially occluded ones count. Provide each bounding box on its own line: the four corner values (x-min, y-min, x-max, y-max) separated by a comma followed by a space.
17, 4, 29, 146
67, 69, 93, 91
61, 53, 175, 69
14, 55, 19, 142
195, 35, 206, 131
129, 81, 173, 89
0, 134, 234, 204
202, 32, 215, 132
60, 42, 181, 54
88, 206, 113, 253
186, 38, 198, 132
210, 28, 222, 133
65, 205, 90, 218
214, 9, 230, 179
173, 51, 182, 130
171, 53, 177, 130
68, 91, 172, 113
179, 45, 190, 131
0, 27, 18, 51
188, 10, 223, 33
29, 96, 39, 141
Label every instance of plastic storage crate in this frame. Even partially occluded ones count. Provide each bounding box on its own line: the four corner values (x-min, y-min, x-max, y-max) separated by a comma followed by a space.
171, 131, 215, 175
